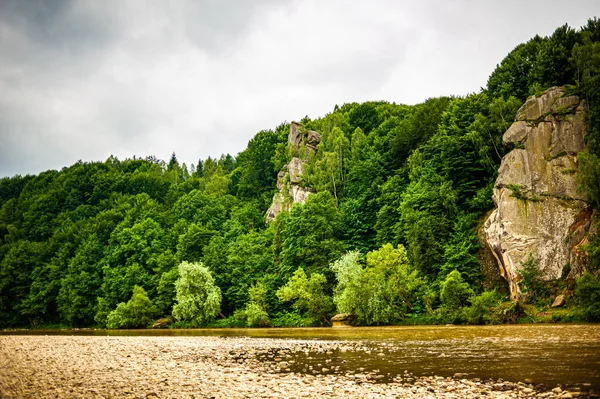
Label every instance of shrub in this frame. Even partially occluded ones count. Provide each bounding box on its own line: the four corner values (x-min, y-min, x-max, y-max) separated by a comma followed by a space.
440, 270, 474, 310
575, 272, 600, 321
519, 254, 550, 305
245, 303, 270, 327
106, 286, 156, 329
233, 282, 272, 327
467, 290, 502, 324
490, 300, 535, 324
330, 245, 425, 325
430, 306, 468, 325
276, 268, 333, 325
270, 311, 313, 327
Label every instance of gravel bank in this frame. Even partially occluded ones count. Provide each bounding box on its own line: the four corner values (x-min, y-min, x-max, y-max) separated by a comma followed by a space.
0, 335, 588, 398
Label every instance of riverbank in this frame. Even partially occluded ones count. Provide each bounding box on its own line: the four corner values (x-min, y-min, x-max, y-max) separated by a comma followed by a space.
0, 335, 594, 399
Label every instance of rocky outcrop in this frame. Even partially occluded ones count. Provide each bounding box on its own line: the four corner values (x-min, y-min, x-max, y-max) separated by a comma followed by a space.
266, 122, 320, 223
288, 121, 321, 153
484, 87, 593, 300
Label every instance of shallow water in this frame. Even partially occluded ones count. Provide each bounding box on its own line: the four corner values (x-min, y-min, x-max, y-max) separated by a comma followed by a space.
4, 324, 600, 391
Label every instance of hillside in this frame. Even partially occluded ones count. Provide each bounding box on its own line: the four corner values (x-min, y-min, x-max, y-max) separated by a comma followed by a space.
1, 19, 599, 328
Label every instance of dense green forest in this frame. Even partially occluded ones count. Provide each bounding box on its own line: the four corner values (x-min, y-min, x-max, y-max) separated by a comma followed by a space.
1, 19, 600, 329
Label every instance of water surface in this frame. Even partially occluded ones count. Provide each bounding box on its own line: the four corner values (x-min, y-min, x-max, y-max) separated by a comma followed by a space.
4, 324, 599, 391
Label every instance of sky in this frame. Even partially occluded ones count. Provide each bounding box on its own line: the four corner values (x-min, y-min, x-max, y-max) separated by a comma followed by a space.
0, 0, 597, 178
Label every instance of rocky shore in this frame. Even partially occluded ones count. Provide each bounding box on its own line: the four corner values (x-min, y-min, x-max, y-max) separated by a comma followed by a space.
0, 335, 592, 398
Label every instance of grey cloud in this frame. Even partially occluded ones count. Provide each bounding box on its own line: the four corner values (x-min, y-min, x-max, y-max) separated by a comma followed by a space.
0, 0, 116, 48
181, 0, 291, 54
0, 0, 598, 177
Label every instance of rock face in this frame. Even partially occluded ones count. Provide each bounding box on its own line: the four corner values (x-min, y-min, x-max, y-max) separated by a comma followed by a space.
484, 87, 592, 300
288, 121, 321, 153
266, 122, 320, 223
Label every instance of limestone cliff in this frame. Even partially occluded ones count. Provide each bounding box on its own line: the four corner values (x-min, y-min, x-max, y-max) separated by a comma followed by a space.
266, 122, 320, 223
484, 86, 593, 300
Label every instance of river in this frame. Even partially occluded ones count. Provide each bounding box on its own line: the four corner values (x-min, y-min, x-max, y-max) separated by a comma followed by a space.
3, 324, 600, 392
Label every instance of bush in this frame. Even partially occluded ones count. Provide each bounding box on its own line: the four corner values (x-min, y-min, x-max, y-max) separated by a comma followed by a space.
575, 272, 600, 321
430, 306, 468, 324
276, 268, 333, 325
467, 290, 502, 324
245, 303, 271, 327
106, 303, 129, 329
232, 282, 272, 327
106, 286, 156, 329
440, 270, 474, 310
270, 311, 315, 327
490, 300, 535, 324
519, 254, 551, 305
330, 245, 425, 325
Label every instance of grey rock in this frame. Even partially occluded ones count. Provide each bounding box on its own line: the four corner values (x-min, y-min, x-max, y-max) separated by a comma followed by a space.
484, 87, 593, 300
551, 294, 566, 308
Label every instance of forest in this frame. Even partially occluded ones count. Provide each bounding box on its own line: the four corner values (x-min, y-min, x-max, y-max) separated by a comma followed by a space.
1, 19, 600, 329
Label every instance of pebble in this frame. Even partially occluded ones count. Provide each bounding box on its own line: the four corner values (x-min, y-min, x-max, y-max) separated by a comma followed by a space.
0, 335, 578, 399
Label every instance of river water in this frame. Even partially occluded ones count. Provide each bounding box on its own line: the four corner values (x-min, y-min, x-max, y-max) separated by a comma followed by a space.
4, 324, 600, 391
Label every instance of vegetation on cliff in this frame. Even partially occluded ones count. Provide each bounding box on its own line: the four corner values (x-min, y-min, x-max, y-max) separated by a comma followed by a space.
1, 19, 600, 328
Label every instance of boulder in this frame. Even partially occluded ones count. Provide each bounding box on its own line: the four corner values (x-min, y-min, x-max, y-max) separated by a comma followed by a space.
551, 294, 566, 308
484, 87, 592, 300
288, 157, 304, 184
288, 122, 322, 153
306, 130, 321, 151
331, 313, 354, 328
152, 318, 171, 329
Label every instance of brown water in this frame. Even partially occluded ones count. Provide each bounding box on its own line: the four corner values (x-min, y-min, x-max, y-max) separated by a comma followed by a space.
4, 324, 600, 391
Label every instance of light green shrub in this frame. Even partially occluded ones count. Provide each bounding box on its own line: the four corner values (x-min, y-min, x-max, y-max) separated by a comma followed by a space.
106, 286, 156, 329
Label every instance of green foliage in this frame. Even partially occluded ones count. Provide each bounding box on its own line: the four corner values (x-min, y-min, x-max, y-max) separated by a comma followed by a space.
329, 251, 363, 314
270, 310, 313, 327
106, 286, 156, 329
518, 254, 552, 305
224, 230, 273, 312
575, 272, 600, 321
57, 235, 104, 326
467, 290, 502, 324
235, 281, 271, 327
276, 268, 333, 325
279, 192, 343, 281
440, 270, 474, 310
578, 152, 600, 209
348, 102, 381, 134
172, 261, 222, 325
330, 245, 425, 325
1, 20, 599, 328
400, 165, 457, 275
176, 223, 217, 263
440, 213, 483, 286
244, 303, 270, 327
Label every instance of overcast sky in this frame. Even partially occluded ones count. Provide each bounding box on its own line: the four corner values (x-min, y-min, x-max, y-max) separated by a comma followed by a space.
0, 0, 597, 177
